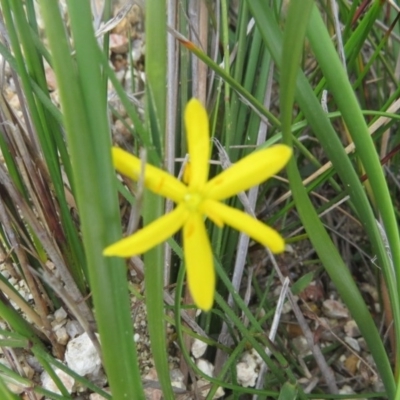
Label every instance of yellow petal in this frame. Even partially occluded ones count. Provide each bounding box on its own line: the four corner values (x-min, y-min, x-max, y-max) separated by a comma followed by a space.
104, 204, 188, 257
184, 99, 210, 189
204, 145, 292, 200
199, 201, 224, 228
183, 213, 215, 311
203, 200, 285, 253
112, 147, 187, 203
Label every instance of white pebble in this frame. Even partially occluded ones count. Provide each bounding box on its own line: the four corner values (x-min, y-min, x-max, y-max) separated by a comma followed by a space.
65, 320, 84, 338
236, 352, 259, 387
196, 359, 214, 377
54, 307, 68, 322
191, 338, 207, 359
322, 299, 349, 319
344, 336, 360, 352
65, 332, 101, 376
41, 367, 74, 395
55, 326, 69, 345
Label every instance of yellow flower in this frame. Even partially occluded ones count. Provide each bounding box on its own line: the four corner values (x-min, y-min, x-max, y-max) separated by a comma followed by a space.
104, 98, 292, 311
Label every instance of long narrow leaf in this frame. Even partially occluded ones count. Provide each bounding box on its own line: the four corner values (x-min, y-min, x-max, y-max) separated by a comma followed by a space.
37, 2, 145, 398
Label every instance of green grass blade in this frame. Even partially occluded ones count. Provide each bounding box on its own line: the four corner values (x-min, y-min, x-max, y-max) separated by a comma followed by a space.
143, 1, 174, 398
0, 375, 27, 400
37, 1, 145, 398
247, 0, 396, 397
306, 7, 400, 364
278, 382, 298, 400
1, 0, 86, 289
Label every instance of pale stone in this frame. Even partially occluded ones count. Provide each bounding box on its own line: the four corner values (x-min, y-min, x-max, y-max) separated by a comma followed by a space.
90, 391, 110, 400
339, 384, 355, 395
0, 359, 26, 394
195, 360, 224, 398
65, 320, 84, 338
54, 307, 68, 322
65, 332, 101, 376
344, 320, 360, 337
55, 326, 69, 345
191, 338, 207, 359
197, 378, 225, 399
322, 299, 349, 319
41, 367, 74, 395
344, 336, 360, 352
170, 368, 186, 390
236, 358, 258, 387
236, 349, 264, 388
196, 359, 214, 377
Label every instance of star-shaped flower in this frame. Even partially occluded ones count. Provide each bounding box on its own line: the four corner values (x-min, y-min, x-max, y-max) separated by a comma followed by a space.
104, 98, 292, 311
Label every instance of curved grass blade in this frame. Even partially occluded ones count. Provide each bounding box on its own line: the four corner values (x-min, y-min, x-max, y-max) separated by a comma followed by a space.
279, 0, 395, 397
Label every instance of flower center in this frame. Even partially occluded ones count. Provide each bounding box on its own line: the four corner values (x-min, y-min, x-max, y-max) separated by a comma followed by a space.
183, 191, 203, 212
